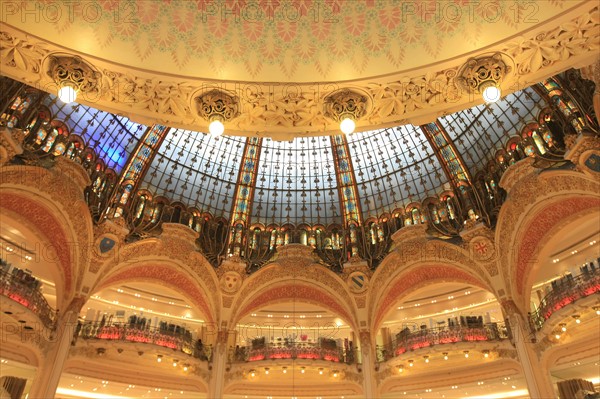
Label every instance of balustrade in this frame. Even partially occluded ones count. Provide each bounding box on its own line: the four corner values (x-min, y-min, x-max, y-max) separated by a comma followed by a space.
77, 322, 212, 361
530, 266, 600, 330
382, 322, 508, 362
231, 341, 358, 365
0, 268, 56, 328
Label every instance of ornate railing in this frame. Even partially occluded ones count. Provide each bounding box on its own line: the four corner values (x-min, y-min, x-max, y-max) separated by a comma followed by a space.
530, 267, 600, 330
232, 342, 358, 365
78, 322, 212, 361
0, 269, 56, 328
381, 322, 508, 361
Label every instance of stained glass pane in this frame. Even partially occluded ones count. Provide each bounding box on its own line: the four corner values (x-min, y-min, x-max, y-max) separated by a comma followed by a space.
347, 125, 446, 219
140, 130, 245, 218
252, 136, 341, 226
437, 87, 545, 174
44, 95, 147, 172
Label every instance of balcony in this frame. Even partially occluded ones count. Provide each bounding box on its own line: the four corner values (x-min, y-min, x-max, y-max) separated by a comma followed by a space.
77, 322, 212, 361
382, 322, 509, 361
0, 268, 56, 328
530, 266, 600, 330
232, 340, 358, 365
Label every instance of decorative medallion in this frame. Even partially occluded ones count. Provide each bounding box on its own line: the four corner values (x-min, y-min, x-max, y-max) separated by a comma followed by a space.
583, 151, 600, 173
97, 235, 117, 256
470, 236, 496, 262
220, 271, 242, 294
194, 89, 240, 124
323, 88, 371, 123
457, 52, 511, 95
347, 271, 369, 294
46, 54, 101, 98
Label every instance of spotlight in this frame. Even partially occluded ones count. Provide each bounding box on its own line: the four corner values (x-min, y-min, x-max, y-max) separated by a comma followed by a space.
560, 323, 567, 332
333, 371, 338, 378
408, 360, 414, 367
300, 367, 305, 374
264, 368, 269, 375
398, 365, 404, 373
464, 351, 469, 358
282, 367, 287, 374
173, 359, 178, 367
424, 356, 429, 363
483, 350, 489, 358
250, 370, 256, 378
443, 353, 448, 360
319, 368, 324, 375
157, 355, 162, 363
572, 315, 581, 324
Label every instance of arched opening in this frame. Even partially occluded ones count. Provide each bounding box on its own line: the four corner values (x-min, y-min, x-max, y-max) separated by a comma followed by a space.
69, 282, 212, 397
225, 296, 362, 398
377, 281, 520, 398
525, 209, 600, 387
0, 212, 62, 334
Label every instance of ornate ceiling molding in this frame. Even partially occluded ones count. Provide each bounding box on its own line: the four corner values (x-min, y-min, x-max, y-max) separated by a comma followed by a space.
0, 4, 598, 139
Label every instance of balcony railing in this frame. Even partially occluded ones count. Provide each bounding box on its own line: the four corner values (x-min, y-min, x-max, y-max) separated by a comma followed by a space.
530, 267, 600, 330
232, 342, 359, 365
0, 269, 56, 328
78, 322, 212, 361
382, 322, 508, 361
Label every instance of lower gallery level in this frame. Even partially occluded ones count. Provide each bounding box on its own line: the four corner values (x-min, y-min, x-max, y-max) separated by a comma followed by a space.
1, 67, 600, 397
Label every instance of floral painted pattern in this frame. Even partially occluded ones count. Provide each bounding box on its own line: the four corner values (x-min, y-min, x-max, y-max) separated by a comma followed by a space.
4, 0, 569, 81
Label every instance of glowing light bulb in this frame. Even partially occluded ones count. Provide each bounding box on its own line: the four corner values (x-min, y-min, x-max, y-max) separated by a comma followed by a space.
58, 84, 77, 104
209, 118, 225, 137
482, 85, 501, 103
340, 117, 356, 135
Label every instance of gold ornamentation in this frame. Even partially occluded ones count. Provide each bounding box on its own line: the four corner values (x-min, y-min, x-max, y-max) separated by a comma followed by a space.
47, 55, 101, 98
1, 6, 597, 138
323, 88, 371, 123
457, 53, 511, 95
194, 89, 240, 124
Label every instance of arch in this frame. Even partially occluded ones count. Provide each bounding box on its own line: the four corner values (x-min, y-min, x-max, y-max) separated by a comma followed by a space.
512, 196, 600, 300
235, 283, 354, 329
0, 192, 75, 305
93, 262, 216, 325
495, 166, 600, 308
230, 263, 358, 331
371, 264, 494, 331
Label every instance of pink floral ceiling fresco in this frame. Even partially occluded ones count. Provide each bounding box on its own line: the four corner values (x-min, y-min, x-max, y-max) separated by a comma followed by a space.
4, 0, 571, 81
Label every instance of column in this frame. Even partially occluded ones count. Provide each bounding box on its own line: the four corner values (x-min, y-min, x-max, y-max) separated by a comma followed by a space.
380, 327, 392, 358
28, 296, 86, 399
506, 311, 557, 398
359, 330, 379, 399
579, 60, 600, 126
207, 330, 229, 399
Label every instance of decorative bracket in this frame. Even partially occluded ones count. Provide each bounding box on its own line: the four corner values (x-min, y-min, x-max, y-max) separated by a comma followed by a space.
323, 88, 371, 123
195, 89, 240, 123
457, 52, 511, 95
47, 55, 101, 97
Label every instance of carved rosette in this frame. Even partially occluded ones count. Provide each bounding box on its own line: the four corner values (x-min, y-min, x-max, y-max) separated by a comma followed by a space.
457, 52, 511, 95
194, 89, 240, 124
323, 88, 371, 123
46, 54, 101, 98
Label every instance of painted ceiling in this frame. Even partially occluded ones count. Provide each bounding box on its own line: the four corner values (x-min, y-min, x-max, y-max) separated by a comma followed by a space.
2, 0, 581, 83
